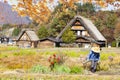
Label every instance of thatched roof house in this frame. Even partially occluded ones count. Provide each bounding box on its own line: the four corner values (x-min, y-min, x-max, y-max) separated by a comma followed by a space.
56, 16, 106, 47
16, 30, 39, 48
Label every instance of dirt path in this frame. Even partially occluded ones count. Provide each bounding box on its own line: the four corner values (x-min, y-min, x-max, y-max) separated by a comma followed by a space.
0, 72, 120, 80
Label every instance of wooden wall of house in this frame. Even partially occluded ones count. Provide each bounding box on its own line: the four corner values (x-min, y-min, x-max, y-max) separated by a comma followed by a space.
17, 41, 38, 48
60, 43, 77, 47
38, 40, 55, 48
16, 41, 31, 48
78, 43, 91, 48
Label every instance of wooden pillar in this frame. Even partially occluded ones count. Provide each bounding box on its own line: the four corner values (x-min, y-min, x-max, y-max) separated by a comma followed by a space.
31, 42, 34, 48
105, 40, 107, 48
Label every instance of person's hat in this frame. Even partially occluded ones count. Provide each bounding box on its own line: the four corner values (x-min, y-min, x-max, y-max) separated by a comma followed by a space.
91, 47, 100, 53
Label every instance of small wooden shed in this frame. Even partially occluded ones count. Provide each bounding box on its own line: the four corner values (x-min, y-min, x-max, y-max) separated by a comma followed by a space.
16, 30, 39, 48
39, 37, 59, 48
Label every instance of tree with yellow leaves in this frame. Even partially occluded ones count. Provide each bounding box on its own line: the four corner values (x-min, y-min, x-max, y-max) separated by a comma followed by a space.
12, 0, 118, 24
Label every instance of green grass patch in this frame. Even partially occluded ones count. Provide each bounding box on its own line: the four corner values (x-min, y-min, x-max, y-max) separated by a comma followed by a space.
70, 65, 84, 74
29, 65, 50, 73
0, 46, 18, 51
100, 52, 117, 60
0, 53, 8, 58
53, 65, 71, 74
13, 49, 37, 56
64, 51, 88, 57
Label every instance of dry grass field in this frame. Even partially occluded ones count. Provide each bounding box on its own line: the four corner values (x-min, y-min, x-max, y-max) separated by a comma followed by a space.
0, 45, 120, 80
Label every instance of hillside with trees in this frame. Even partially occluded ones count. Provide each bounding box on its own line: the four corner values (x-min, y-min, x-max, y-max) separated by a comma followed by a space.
0, 0, 120, 47
36, 2, 120, 47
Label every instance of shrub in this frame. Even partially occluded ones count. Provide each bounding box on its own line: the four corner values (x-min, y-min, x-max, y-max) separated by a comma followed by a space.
29, 65, 50, 73
111, 41, 116, 47
48, 54, 67, 70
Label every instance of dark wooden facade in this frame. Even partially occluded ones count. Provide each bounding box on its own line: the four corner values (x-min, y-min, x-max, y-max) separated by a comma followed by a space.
39, 38, 59, 48
39, 40, 55, 48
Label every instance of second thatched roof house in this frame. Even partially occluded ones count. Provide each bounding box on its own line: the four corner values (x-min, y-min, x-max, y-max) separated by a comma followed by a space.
16, 30, 39, 48
56, 15, 106, 48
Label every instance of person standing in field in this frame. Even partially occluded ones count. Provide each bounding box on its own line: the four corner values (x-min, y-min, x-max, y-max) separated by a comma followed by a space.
86, 43, 101, 73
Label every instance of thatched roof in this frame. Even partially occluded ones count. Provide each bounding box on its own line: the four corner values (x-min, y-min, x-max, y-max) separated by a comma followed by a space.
56, 15, 106, 42
17, 30, 39, 41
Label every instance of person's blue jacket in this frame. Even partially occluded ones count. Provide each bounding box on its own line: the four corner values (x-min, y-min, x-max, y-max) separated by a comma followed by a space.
87, 50, 100, 61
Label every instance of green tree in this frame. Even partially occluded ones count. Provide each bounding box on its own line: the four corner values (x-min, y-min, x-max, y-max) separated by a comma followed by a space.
12, 27, 21, 36
105, 12, 117, 28
62, 28, 76, 43
37, 25, 49, 39
80, 3, 95, 13
93, 11, 117, 30
76, 3, 95, 17
2, 24, 10, 30
49, 9, 75, 37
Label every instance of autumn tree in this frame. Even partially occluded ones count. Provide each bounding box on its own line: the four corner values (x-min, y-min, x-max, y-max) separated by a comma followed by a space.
114, 21, 120, 47
12, 0, 79, 24
105, 12, 117, 28
12, 0, 119, 24
101, 27, 114, 44
13, 0, 52, 24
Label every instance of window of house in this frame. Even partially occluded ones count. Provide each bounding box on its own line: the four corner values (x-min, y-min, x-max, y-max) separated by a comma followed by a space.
82, 31, 89, 36
82, 31, 86, 36
77, 31, 81, 36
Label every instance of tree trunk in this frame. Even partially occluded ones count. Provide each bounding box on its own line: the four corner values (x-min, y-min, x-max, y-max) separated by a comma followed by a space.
116, 41, 119, 47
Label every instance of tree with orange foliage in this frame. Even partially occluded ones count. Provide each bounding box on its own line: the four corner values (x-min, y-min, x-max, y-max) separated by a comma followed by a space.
13, 0, 51, 24
13, 0, 80, 24
12, 0, 118, 24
